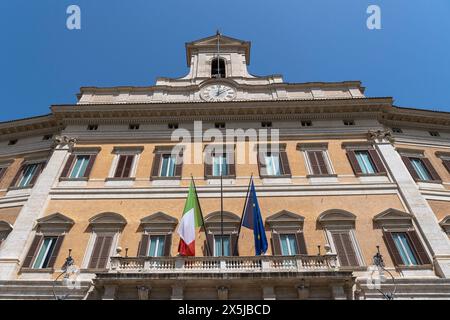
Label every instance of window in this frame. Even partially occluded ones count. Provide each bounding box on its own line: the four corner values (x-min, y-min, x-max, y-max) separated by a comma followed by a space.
11, 162, 45, 188
168, 123, 179, 129
410, 158, 432, 181
8, 140, 17, 145
258, 145, 291, 177
391, 232, 419, 266
301, 120, 312, 127
280, 234, 298, 256
211, 58, 226, 78
442, 159, 450, 173
355, 150, 376, 174
215, 122, 226, 129
160, 154, 176, 177
343, 120, 355, 126
375, 209, 431, 267
148, 235, 166, 257
261, 121, 272, 128
330, 231, 360, 267
392, 128, 403, 133
0, 166, 7, 182
113, 155, 135, 178
212, 154, 228, 176
265, 153, 281, 176
88, 235, 114, 269
32, 237, 58, 269
0, 221, 13, 247
87, 124, 98, 131
151, 147, 183, 179
42, 134, 53, 141
305, 150, 331, 175
429, 131, 440, 137
22, 234, 65, 269
129, 124, 140, 130
401, 154, 441, 182
70, 155, 90, 178
214, 235, 231, 256
346, 148, 386, 176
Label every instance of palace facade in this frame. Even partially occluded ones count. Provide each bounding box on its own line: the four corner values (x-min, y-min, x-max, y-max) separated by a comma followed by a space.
0, 34, 450, 300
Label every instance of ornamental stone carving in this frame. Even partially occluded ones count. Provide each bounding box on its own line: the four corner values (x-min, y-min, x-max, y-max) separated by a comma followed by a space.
367, 130, 394, 143
53, 135, 77, 148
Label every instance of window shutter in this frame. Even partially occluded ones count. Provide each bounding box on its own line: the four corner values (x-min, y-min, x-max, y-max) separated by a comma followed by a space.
164, 234, 172, 257
443, 159, 450, 173
60, 155, 75, 178
204, 233, 214, 256
279, 151, 291, 175
368, 149, 386, 174
174, 154, 183, 177
83, 154, 97, 178
227, 153, 236, 176
88, 235, 113, 269
10, 165, 24, 188
230, 233, 238, 256
47, 235, 65, 268
407, 231, 431, 265
346, 151, 362, 175
29, 162, 45, 186
331, 233, 350, 266
340, 232, 359, 266
22, 235, 43, 268
122, 155, 134, 178
257, 152, 267, 176
421, 158, 441, 181
97, 235, 113, 269
295, 232, 308, 254
271, 233, 282, 255
114, 155, 126, 178
401, 156, 420, 181
150, 153, 162, 178
307, 151, 320, 175
137, 234, 149, 257
0, 167, 7, 182
383, 231, 403, 266
204, 152, 213, 177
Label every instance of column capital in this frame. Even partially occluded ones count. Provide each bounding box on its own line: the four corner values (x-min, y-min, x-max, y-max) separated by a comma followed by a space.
53, 135, 77, 150
367, 130, 395, 144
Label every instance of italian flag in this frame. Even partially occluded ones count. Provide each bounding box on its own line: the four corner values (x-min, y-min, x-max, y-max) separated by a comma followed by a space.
177, 181, 204, 256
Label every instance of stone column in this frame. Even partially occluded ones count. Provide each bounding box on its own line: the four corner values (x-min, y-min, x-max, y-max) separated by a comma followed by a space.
0, 136, 75, 280
370, 131, 450, 278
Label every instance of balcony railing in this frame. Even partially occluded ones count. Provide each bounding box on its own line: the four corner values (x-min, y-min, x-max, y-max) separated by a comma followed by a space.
108, 254, 338, 274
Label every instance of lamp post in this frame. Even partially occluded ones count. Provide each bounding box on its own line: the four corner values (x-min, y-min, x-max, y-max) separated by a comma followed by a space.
372, 246, 396, 300
52, 249, 75, 300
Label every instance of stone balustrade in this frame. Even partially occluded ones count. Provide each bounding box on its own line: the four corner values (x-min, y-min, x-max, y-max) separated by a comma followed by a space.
109, 254, 338, 274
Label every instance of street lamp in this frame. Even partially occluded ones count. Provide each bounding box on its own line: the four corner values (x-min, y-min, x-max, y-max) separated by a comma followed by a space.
372, 246, 396, 300
52, 249, 75, 300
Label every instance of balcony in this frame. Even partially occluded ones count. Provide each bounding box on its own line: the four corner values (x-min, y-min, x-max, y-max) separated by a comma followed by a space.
108, 254, 340, 274
92, 254, 354, 299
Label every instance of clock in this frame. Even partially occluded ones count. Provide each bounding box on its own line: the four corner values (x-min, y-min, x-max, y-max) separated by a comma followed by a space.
200, 84, 236, 102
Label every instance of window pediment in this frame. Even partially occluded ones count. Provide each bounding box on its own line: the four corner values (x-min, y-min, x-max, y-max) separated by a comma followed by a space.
266, 210, 304, 230
204, 211, 240, 234
89, 212, 127, 229
140, 212, 178, 231
318, 209, 356, 227
36, 213, 74, 232
373, 208, 413, 228
0, 221, 13, 232
439, 216, 450, 233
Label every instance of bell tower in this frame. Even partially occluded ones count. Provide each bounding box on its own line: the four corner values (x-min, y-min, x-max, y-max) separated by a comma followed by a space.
182, 33, 253, 80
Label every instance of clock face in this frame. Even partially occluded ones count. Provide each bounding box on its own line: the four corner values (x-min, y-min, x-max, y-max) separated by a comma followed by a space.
200, 84, 236, 102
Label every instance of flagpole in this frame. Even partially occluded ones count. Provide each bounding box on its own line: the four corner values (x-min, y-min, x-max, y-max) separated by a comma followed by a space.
232, 174, 253, 256
220, 167, 224, 257
190, 175, 212, 257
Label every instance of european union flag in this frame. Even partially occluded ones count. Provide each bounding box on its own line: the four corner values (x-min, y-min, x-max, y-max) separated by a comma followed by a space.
242, 180, 268, 255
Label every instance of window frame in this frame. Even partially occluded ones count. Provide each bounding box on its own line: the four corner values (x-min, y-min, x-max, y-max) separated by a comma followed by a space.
10, 160, 46, 190
325, 227, 365, 268
108, 147, 143, 180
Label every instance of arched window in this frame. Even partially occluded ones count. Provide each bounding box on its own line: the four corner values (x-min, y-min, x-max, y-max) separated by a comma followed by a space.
211, 58, 226, 78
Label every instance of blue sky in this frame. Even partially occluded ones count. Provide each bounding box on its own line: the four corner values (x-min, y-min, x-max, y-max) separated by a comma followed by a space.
0, 0, 449, 122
